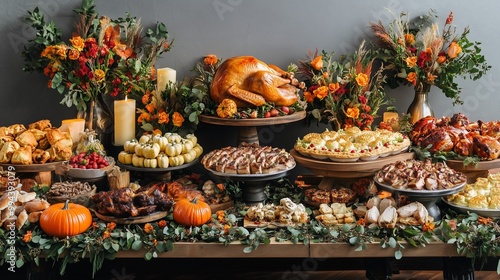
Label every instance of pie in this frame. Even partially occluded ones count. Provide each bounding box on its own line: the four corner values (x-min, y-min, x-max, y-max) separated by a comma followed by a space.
294, 128, 410, 161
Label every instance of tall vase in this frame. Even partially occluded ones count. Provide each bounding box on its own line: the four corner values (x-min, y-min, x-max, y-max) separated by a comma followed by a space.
407, 90, 434, 124
77, 94, 114, 150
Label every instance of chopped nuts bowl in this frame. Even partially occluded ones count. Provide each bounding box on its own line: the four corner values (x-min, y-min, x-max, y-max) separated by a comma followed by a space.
46, 181, 96, 207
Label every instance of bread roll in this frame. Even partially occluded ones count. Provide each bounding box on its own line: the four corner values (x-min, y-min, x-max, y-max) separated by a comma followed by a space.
29, 119, 52, 130
11, 146, 33, 165
28, 129, 47, 141
0, 194, 11, 210
8, 124, 26, 137
16, 210, 28, 230
18, 192, 36, 203
2, 216, 16, 230
45, 128, 65, 145
32, 149, 50, 164
15, 131, 38, 151
24, 199, 50, 213
28, 211, 42, 223
0, 141, 20, 163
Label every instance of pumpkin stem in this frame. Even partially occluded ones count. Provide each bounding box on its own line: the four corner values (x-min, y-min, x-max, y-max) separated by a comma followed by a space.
191, 197, 198, 204
63, 199, 70, 210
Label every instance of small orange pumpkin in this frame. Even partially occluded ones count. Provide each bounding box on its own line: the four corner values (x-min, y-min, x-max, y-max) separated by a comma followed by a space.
173, 197, 212, 227
39, 200, 92, 238
216, 99, 237, 118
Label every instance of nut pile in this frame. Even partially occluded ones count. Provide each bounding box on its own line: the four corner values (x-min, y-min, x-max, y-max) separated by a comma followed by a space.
47, 181, 94, 197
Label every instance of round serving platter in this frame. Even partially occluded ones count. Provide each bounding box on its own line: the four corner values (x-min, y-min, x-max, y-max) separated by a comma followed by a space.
441, 198, 500, 218
116, 158, 198, 173
0, 161, 63, 172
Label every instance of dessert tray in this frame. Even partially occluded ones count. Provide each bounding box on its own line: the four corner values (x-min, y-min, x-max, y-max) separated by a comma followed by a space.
441, 198, 500, 218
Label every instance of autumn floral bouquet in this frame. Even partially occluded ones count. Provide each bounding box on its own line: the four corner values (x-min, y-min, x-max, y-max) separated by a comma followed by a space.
299, 41, 390, 130
137, 54, 220, 135
22, 0, 173, 112
370, 10, 490, 105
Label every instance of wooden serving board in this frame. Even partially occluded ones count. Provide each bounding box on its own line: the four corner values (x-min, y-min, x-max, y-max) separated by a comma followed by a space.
0, 161, 62, 172
210, 200, 234, 213
93, 210, 168, 224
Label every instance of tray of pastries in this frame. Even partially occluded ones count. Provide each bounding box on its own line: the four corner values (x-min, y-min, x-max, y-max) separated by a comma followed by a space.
294, 127, 410, 162
201, 143, 295, 177
442, 174, 500, 217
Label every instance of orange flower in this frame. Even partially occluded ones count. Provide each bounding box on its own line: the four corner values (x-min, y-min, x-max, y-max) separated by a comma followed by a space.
345, 107, 360, 119
92, 222, 99, 229
137, 112, 151, 123
447, 42, 462, 59
313, 86, 328, 100
426, 73, 437, 83
141, 92, 150, 105
362, 104, 371, 113
406, 72, 417, 86
328, 82, 340, 93
54, 45, 67, 59
102, 231, 110, 239
355, 73, 369, 87
422, 222, 435, 232
68, 49, 80, 60
311, 56, 323, 70
145, 103, 155, 113
216, 210, 225, 222
152, 238, 158, 246
171, 112, 184, 127
106, 222, 116, 231
323, 72, 329, 79
204, 54, 218, 66
144, 223, 154, 233
405, 56, 417, 68
478, 216, 493, 225
437, 55, 446, 64
216, 183, 225, 191
152, 129, 162, 135
69, 36, 85, 51
22, 231, 33, 243
357, 218, 366, 226
446, 11, 454, 25
224, 224, 231, 235
303, 91, 314, 102
404, 33, 415, 46
157, 111, 169, 124
158, 220, 167, 228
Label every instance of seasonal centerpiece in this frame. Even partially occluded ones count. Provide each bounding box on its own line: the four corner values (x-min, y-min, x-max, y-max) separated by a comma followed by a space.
22, 0, 173, 147
370, 10, 490, 123
299, 41, 390, 131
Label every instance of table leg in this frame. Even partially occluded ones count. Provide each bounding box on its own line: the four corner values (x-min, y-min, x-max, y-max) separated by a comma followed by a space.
442, 257, 475, 280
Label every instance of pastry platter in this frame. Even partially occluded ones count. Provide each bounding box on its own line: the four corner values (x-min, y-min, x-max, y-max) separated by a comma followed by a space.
441, 198, 500, 218
199, 111, 306, 145
92, 210, 168, 224
117, 158, 198, 173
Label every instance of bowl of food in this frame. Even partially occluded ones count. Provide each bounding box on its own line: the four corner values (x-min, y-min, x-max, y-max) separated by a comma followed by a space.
64, 153, 115, 180
46, 181, 96, 207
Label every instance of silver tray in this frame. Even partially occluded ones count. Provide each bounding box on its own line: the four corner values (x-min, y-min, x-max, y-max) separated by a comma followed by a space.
441, 198, 500, 218
207, 163, 295, 180
374, 176, 466, 197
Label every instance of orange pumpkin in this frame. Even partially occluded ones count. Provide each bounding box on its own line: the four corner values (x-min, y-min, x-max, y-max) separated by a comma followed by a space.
216, 99, 237, 118
39, 200, 92, 238
173, 197, 212, 227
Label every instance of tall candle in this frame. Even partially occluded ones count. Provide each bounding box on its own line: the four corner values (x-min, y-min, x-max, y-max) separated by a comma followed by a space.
114, 98, 136, 146
156, 67, 176, 92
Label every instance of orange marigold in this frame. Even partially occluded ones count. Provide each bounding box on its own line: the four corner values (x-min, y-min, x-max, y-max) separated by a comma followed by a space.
355, 73, 369, 87
422, 222, 435, 232
144, 223, 154, 233
224, 224, 231, 235
478, 216, 493, 225
102, 230, 110, 239
158, 220, 167, 228
106, 222, 116, 231
22, 231, 33, 243
145, 103, 155, 113
204, 54, 218, 66
357, 218, 366, 226
142, 92, 150, 105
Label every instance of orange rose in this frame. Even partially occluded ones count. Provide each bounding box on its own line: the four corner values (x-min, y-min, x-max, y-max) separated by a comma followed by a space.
137, 112, 151, 123
328, 82, 340, 93
157, 111, 169, 124
145, 103, 155, 113
68, 49, 80, 60
303, 91, 314, 103
142, 93, 150, 105
406, 72, 417, 86
204, 54, 218, 66
405, 56, 417, 68
144, 223, 154, 233
355, 73, 369, 87
22, 231, 32, 243
404, 33, 415, 46
311, 56, 323, 70
345, 107, 360, 119
40, 45, 55, 59
447, 42, 462, 59
437, 55, 446, 64
171, 112, 185, 127
313, 86, 328, 100
54, 45, 67, 59
69, 36, 85, 51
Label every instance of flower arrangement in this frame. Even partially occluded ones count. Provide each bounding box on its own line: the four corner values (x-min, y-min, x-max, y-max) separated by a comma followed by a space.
136, 54, 220, 135
22, 0, 173, 112
299, 41, 390, 130
370, 10, 490, 105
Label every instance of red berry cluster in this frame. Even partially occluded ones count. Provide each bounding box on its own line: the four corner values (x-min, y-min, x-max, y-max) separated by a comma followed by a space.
69, 152, 109, 169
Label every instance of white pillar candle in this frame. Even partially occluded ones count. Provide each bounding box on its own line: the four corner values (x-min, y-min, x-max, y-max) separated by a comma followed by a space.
156, 67, 176, 92
114, 98, 136, 146
60, 118, 85, 145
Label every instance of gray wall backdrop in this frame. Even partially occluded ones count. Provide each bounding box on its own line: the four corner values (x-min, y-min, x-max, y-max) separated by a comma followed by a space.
1, 0, 499, 176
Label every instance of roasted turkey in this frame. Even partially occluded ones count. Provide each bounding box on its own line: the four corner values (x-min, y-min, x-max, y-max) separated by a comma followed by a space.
210, 56, 301, 107
410, 113, 500, 160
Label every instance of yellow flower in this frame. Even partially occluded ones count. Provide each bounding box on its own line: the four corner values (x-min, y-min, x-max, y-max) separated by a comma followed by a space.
355, 73, 369, 87
447, 42, 462, 59
313, 86, 328, 100
311, 56, 323, 70
69, 36, 85, 51
345, 107, 360, 119
405, 56, 417, 68
171, 112, 184, 127
94, 69, 105, 83
406, 72, 417, 86
404, 33, 415, 45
